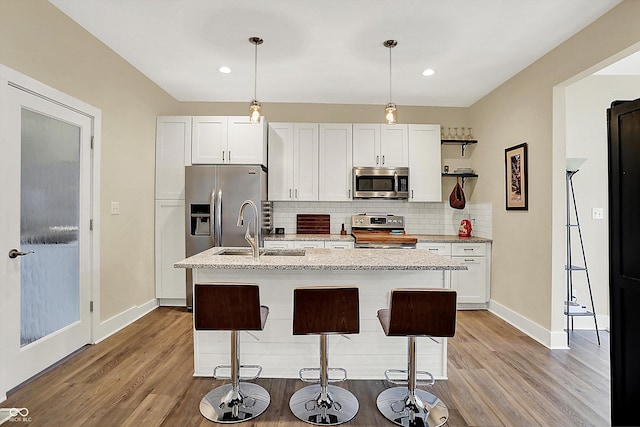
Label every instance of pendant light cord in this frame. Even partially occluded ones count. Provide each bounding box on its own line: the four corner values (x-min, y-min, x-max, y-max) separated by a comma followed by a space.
253, 42, 258, 101
389, 45, 393, 104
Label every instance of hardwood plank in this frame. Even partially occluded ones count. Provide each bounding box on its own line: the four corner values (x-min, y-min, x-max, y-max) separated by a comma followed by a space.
3, 308, 610, 427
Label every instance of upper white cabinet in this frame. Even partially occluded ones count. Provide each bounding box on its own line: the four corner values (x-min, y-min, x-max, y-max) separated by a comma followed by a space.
156, 116, 192, 200
408, 124, 442, 202
319, 124, 353, 201
353, 124, 408, 167
192, 116, 266, 165
268, 123, 319, 201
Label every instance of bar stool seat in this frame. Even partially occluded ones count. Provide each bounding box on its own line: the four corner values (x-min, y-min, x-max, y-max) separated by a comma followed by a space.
289, 286, 360, 425
376, 288, 457, 427
194, 283, 270, 424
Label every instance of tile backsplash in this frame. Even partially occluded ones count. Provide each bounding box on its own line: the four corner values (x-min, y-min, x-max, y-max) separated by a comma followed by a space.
271, 201, 492, 238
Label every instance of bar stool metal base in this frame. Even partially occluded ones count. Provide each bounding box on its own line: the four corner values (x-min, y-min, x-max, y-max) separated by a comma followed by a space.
376, 386, 449, 427
200, 382, 270, 424
289, 384, 359, 425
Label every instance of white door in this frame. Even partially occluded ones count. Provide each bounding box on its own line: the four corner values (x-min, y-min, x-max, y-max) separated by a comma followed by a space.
192, 116, 227, 164
408, 124, 442, 202
1, 83, 93, 394
380, 124, 408, 167
267, 123, 294, 200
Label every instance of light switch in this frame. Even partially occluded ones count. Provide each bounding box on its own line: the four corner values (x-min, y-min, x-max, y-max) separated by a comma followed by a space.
592, 207, 603, 220
110, 201, 120, 215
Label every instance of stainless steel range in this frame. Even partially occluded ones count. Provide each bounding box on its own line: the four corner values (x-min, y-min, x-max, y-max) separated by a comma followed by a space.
351, 214, 417, 249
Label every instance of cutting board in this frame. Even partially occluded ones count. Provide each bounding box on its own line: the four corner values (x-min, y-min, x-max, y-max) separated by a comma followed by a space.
296, 214, 330, 234
351, 230, 418, 244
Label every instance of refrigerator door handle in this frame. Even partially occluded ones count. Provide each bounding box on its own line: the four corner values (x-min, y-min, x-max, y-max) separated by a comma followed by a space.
210, 189, 216, 246
216, 188, 222, 246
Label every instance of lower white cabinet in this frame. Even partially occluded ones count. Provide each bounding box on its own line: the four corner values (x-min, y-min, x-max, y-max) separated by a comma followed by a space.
417, 241, 491, 308
264, 240, 354, 249
155, 200, 186, 305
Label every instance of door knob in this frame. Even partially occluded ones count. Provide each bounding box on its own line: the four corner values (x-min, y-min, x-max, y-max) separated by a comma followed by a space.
8, 249, 34, 259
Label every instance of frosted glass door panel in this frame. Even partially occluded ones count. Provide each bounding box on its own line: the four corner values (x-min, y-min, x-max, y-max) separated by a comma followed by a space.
20, 108, 80, 346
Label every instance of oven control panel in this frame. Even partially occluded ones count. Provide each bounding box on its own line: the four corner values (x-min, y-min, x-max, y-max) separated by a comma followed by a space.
351, 214, 405, 230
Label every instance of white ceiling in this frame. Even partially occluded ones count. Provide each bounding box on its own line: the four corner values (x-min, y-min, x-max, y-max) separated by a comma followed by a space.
49, 0, 623, 107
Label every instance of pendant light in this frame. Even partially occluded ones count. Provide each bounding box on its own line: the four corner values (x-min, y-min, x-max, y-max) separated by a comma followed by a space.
383, 40, 398, 125
249, 37, 263, 123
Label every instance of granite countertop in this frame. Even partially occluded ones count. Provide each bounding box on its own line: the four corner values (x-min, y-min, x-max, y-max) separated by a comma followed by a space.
264, 233, 492, 243
174, 247, 466, 271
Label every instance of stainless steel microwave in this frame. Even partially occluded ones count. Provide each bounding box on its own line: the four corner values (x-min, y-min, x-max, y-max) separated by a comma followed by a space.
352, 167, 409, 199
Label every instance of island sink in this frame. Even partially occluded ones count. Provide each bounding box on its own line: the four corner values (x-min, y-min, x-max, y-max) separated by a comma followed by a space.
214, 248, 306, 257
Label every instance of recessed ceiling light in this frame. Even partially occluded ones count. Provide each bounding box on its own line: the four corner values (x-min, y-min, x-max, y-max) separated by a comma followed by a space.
219, 66, 231, 74
422, 68, 435, 77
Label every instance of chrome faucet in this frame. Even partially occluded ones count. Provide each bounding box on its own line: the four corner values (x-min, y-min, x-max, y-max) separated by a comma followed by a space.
237, 199, 260, 258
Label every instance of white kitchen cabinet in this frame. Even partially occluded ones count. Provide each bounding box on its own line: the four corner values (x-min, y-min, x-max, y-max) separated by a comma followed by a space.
293, 240, 325, 249
268, 123, 318, 201
319, 123, 353, 201
417, 241, 491, 308
156, 116, 192, 199
155, 199, 186, 305
408, 124, 442, 202
325, 241, 354, 249
450, 242, 490, 307
264, 240, 354, 249
263, 240, 295, 249
352, 124, 408, 167
192, 116, 266, 165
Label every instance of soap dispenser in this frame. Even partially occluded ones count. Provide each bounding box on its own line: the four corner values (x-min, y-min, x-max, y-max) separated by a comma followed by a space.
340, 223, 347, 235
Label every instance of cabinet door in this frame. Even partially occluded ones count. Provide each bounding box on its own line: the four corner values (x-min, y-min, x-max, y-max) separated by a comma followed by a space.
408, 124, 441, 202
227, 116, 267, 165
268, 123, 294, 200
156, 116, 191, 199
450, 256, 488, 304
353, 124, 380, 167
380, 124, 408, 167
155, 200, 186, 302
192, 116, 228, 164
319, 123, 353, 201
293, 123, 319, 201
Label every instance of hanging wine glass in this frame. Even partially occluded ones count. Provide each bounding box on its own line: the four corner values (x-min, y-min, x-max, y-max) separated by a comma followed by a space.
467, 127, 473, 140
453, 128, 459, 140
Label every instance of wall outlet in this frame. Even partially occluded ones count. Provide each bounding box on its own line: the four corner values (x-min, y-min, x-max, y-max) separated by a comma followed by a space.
110, 201, 120, 215
592, 207, 604, 220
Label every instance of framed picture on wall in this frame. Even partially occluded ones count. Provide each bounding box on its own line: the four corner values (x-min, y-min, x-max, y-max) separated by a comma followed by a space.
505, 142, 528, 210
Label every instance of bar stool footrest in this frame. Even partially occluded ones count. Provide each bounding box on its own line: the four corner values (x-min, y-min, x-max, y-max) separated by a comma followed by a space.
299, 367, 348, 383
213, 364, 263, 381
383, 369, 435, 387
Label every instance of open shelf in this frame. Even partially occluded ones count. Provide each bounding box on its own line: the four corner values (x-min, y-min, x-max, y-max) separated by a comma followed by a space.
441, 173, 478, 188
441, 139, 478, 156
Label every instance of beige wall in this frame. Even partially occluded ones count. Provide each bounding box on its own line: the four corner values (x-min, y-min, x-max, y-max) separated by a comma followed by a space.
469, 0, 640, 331
0, 0, 180, 320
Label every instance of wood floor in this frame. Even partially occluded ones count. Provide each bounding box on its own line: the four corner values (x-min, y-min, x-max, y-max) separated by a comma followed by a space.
3, 308, 610, 426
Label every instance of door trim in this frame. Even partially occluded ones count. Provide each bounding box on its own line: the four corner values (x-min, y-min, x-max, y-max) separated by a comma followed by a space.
0, 64, 101, 401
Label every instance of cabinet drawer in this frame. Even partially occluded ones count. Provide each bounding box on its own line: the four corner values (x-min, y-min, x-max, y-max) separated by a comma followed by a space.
452, 243, 486, 257
325, 241, 354, 249
293, 241, 324, 249
263, 240, 295, 249
417, 242, 451, 256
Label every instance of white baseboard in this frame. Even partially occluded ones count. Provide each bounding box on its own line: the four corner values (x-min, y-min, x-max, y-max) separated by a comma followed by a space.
488, 299, 557, 349
93, 299, 158, 344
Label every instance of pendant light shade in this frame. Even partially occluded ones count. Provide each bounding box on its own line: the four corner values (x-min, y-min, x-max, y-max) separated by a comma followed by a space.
384, 40, 398, 125
249, 37, 263, 123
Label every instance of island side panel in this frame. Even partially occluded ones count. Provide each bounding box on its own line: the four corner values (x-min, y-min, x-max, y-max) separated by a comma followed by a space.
193, 269, 449, 380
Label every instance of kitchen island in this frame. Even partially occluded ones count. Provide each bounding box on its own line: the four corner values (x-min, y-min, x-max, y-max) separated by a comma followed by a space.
175, 247, 465, 380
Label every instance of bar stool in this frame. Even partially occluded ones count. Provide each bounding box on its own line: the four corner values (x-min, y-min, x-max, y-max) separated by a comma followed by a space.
289, 286, 360, 425
376, 288, 457, 427
194, 283, 270, 423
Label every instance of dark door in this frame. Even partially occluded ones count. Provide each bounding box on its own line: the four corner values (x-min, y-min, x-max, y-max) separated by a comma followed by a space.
608, 98, 640, 426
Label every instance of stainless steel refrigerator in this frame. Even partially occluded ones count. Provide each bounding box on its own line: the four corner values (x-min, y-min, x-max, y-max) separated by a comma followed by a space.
185, 165, 270, 310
